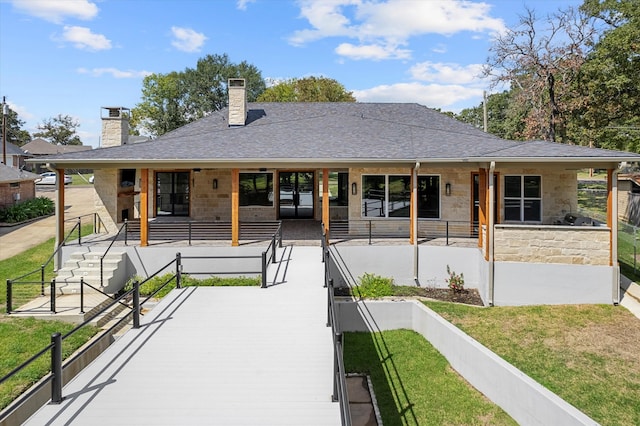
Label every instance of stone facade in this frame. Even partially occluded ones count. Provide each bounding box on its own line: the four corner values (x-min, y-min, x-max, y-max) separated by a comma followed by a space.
101, 116, 128, 148
494, 224, 610, 265
93, 169, 119, 233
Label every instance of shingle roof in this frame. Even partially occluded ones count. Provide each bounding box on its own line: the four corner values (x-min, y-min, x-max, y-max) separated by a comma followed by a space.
21, 138, 92, 155
0, 163, 40, 182
31, 103, 640, 166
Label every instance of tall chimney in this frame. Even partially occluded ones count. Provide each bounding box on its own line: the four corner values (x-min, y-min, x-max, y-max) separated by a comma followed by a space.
101, 107, 130, 147
228, 78, 247, 126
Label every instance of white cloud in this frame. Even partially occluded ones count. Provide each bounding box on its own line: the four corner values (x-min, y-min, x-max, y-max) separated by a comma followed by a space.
290, 0, 505, 61
7, 101, 35, 121
170, 26, 207, 52
12, 0, 98, 24
335, 42, 410, 60
77, 67, 152, 79
60, 26, 111, 51
409, 62, 486, 85
236, 0, 256, 10
353, 82, 484, 110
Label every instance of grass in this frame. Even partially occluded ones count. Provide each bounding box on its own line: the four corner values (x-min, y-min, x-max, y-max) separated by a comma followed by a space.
125, 273, 261, 299
69, 173, 93, 185
0, 317, 99, 410
344, 329, 516, 425
423, 302, 640, 426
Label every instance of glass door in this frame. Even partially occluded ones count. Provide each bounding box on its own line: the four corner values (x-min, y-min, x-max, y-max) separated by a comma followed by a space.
156, 172, 190, 216
279, 171, 314, 219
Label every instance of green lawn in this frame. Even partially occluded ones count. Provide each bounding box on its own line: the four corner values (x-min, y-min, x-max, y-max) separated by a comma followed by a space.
344, 329, 516, 426
424, 302, 640, 426
70, 173, 93, 185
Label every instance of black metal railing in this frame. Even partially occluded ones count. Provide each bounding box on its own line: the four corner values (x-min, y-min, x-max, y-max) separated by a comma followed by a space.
6, 214, 104, 314
100, 220, 129, 287
321, 224, 352, 426
347, 219, 478, 245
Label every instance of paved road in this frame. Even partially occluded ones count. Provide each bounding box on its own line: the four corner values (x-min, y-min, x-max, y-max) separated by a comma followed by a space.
0, 186, 97, 261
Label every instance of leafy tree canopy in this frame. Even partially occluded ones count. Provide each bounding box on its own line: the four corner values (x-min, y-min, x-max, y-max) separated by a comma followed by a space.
33, 114, 82, 145
2, 105, 31, 146
257, 77, 356, 102
131, 53, 265, 137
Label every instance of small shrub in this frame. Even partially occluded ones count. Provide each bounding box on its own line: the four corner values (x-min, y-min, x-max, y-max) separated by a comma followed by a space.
0, 197, 54, 223
445, 265, 465, 292
354, 273, 394, 298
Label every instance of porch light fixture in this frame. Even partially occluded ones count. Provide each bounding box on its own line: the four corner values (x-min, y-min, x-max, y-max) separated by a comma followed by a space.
351, 182, 357, 195
445, 183, 451, 196
212, 179, 218, 189
193, 168, 201, 173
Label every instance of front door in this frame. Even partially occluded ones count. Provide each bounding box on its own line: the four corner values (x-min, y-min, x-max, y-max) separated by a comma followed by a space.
279, 171, 314, 219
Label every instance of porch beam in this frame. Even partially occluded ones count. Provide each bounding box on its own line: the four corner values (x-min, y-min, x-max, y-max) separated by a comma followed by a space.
140, 168, 148, 247
478, 169, 486, 253
322, 169, 329, 242
55, 168, 65, 270
232, 168, 239, 246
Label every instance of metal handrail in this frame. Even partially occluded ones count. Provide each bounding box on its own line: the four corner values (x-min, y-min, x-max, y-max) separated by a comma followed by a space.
260, 222, 282, 288
322, 224, 352, 426
100, 220, 129, 287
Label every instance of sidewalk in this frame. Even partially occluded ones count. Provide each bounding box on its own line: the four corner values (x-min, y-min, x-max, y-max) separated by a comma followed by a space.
0, 186, 96, 261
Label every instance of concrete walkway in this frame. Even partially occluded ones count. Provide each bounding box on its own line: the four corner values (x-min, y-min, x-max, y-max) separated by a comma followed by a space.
24, 246, 341, 425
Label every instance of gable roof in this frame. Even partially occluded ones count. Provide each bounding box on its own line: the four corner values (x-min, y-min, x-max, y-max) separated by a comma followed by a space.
22, 138, 92, 156
28, 103, 640, 168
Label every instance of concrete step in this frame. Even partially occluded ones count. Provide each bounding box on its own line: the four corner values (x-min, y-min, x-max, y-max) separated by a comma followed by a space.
54, 250, 128, 295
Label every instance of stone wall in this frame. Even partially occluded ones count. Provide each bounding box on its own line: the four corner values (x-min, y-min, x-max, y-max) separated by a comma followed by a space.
494, 224, 610, 265
93, 169, 119, 233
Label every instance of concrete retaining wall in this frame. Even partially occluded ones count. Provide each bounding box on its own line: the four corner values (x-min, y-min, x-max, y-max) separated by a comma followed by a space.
338, 300, 598, 426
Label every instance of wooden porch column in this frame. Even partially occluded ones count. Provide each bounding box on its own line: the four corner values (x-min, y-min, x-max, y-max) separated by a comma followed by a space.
410, 166, 416, 245
140, 169, 149, 247
478, 169, 486, 252
607, 169, 618, 266
232, 168, 239, 246
54, 169, 65, 269
322, 169, 329, 242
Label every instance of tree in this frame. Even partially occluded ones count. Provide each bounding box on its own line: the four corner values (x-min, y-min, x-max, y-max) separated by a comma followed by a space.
33, 114, 82, 145
572, 0, 640, 152
257, 77, 356, 102
131, 54, 265, 137
2, 106, 31, 146
456, 90, 528, 140
484, 7, 596, 143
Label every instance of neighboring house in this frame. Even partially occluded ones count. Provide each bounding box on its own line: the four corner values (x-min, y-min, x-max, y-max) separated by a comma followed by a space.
618, 174, 640, 226
21, 138, 91, 174
0, 163, 40, 210
29, 79, 640, 306
0, 141, 32, 170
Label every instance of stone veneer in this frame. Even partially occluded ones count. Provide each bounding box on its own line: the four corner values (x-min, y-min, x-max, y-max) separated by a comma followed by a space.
494, 224, 610, 265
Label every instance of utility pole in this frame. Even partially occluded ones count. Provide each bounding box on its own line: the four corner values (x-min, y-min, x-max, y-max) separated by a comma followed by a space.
2, 96, 7, 165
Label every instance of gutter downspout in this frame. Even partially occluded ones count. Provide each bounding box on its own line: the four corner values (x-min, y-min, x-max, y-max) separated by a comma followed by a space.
413, 162, 420, 283
611, 169, 620, 304
488, 161, 495, 306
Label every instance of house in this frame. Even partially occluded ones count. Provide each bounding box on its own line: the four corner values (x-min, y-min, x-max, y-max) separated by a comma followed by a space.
29, 79, 640, 306
21, 138, 91, 174
1, 141, 32, 170
0, 163, 40, 209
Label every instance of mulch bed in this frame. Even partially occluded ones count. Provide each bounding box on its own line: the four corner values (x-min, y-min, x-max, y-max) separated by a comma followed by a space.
335, 286, 484, 306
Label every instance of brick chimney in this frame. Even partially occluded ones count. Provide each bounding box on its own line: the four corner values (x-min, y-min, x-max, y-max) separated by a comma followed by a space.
101, 107, 130, 147
228, 78, 247, 126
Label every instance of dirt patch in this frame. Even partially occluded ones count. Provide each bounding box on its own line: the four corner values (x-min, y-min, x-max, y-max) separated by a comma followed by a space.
335, 286, 485, 306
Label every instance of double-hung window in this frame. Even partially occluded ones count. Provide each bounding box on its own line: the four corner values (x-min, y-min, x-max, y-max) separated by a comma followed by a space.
504, 175, 541, 222
361, 174, 440, 218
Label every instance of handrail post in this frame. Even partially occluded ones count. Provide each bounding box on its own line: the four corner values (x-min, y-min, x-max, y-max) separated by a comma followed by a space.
188, 222, 192, 246
133, 280, 140, 329
271, 235, 276, 264
6, 279, 12, 314
79, 278, 85, 314
78, 217, 82, 245
332, 332, 341, 402
368, 220, 372, 245
40, 264, 45, 296
261, 251, 267, 288
446, 221, 449, 246
51, 332, 63, 404
323, 250, 329, 287
176, 252, 182, 289
50, 279, 56, 313
100, 257, 104, 288
278, 223, 283, 248
327, 278, 333, 327
124, 219, 128, 246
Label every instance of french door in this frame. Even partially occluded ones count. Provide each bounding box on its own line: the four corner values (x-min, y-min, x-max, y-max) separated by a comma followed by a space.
278, 171, 314, 219
156, 172, 190, 216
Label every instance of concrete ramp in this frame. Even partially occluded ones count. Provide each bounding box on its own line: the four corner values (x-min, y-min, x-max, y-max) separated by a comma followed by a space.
25, 246, 340, 425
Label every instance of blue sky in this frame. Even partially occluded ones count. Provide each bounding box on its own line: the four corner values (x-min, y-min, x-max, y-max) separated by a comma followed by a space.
0, 0, 582, 148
